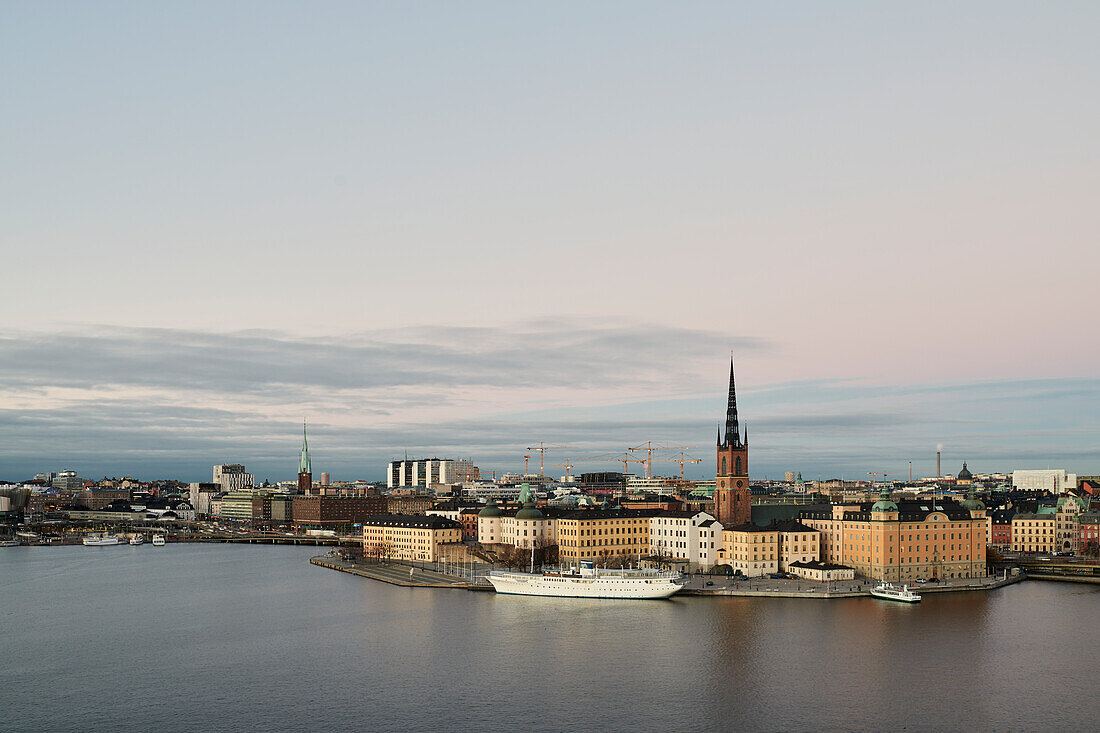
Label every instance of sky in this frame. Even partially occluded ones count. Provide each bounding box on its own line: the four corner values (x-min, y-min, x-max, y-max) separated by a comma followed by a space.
2, 2, 1098, 483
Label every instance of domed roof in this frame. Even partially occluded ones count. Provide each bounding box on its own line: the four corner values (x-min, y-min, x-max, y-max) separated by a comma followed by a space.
478, 500, 503, 518
871, 499, 899, 513
958, 462, 972, 480
515, 499, 544, 520
961, 483, 984, 511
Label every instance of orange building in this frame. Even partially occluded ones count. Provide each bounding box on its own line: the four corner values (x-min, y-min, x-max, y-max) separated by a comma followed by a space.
800, 493, 987, 582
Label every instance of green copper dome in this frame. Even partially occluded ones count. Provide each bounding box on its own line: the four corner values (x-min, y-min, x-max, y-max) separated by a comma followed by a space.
961, 484, 984, 511
515, 500, 544, 520
872, 499, 899, 513
478, 500, 503, 518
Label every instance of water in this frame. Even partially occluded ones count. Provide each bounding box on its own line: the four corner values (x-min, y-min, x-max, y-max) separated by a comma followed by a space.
2, 545, 1097, 732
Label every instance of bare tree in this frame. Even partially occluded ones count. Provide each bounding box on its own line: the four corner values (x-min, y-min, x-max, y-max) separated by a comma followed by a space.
532, 536, 559, 569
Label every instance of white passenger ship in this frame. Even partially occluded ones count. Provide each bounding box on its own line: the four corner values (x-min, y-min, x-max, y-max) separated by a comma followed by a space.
870, 581, 921, 603
83, 533, 121, 546
487, 561, 684, 599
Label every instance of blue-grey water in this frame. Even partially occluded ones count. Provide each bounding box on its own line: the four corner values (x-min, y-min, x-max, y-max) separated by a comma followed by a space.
2, 544, 1097, 732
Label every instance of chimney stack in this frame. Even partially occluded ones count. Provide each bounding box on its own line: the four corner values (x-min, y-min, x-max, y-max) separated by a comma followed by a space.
936, 451, 941, 478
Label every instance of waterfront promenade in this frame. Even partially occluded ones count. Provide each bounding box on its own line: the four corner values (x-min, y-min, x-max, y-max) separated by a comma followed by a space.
310, 552, 1026, 598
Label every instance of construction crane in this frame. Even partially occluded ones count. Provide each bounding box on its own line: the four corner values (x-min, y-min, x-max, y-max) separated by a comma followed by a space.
586, 452, 646, 475
526, 443, 577, 476
671, 450, 703, 480
553, 459, 575, 481
628, 442, 697, 479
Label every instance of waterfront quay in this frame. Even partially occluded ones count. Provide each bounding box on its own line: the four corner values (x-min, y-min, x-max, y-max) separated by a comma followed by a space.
310, 551, 1030, 599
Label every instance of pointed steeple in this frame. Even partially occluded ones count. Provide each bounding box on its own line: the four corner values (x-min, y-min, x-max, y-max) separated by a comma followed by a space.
717, 424, 723, 446
298, 421, 311, 474
724, 357, 742, 448
743, 422, 748, 446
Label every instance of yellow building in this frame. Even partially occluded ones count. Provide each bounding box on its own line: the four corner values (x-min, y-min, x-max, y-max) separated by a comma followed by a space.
1011, 511, 1056, 553
362, 514, 462, 562
557, 509, 652, 563
717, 520, 820, 577
800, 494, 987, 582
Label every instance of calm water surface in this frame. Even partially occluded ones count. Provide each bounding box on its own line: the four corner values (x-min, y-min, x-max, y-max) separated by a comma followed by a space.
2, 544, 1097, 732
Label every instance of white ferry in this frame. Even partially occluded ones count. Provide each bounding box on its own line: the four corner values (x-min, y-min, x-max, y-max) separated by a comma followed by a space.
870, 581, 921, 603
83, 533, 121, 547
151, 534, 166, 546
487, 561, 684, 599
129, 534, 145, 545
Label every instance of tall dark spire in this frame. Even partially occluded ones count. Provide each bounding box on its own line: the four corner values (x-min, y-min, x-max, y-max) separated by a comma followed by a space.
724, 357, 742, 449
717, 424, 723, 446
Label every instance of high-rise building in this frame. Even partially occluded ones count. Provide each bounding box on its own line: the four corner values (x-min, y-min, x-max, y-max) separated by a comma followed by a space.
715, 358, 750, 527
213, 464, 253, 492
298, 422, 312, 494
387, 459, 477, 489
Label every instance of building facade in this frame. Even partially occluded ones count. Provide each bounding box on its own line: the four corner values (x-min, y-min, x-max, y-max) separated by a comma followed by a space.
1012, 469, 1078, 494
718, 520, 820, 577
557, 509, 653, 564
292, 495, 387, 527
801, 496, 987, 581
648, 511, 721, 571
387, 459, 478, 489
361, 514, 462, 562
1011, 511, 1056, 553
213, 464, 253, 492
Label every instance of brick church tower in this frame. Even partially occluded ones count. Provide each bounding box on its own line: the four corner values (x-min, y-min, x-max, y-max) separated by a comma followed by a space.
715, 358, 750, 527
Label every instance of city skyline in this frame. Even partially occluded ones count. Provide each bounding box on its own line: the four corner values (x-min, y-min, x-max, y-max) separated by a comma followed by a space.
3, 3, 1099, 481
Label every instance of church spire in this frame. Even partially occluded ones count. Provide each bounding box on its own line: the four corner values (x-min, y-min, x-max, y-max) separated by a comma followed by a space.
298, 421, 311, 474
724, 357, 742, 448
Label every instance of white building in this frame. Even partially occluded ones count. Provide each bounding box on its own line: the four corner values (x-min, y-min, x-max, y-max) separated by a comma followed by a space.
1012, 469, 1077, 494
626, 476, 675, 495
461, 483, 525, 502
213, 464, 253, 492
387, 459, 478, 489
648, 511, 722, 571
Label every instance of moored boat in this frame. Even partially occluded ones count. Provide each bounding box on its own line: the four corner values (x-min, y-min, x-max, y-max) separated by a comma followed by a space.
487, 561, 683, 599
0, 539, 20, 547
151, 534, 166, 546
870, 581, 921, 603
129, 534, 145, 545
83, 533, 121, 547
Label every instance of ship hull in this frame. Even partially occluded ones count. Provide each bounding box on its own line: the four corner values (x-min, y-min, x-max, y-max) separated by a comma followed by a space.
487, 572, 682, 599
870, 585, 921, 603
83, 536, 120, 546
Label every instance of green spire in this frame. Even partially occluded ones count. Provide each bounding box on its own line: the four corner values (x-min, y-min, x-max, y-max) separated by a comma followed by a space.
298, 421, 311, 474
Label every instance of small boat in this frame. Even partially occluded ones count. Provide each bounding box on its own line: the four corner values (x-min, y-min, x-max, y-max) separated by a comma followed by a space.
0, 539, 21, 547
870, 581, 921, 603
487, 561, 684, 599
83, 533, 121, 547
129, 535, 145, 546
151, 534, 166, 546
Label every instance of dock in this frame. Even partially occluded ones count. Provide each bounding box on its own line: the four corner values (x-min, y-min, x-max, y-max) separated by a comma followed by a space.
310, 554, 491, 589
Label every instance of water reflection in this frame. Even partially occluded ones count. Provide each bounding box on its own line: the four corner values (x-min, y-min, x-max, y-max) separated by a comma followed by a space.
2, 546, 1096, 732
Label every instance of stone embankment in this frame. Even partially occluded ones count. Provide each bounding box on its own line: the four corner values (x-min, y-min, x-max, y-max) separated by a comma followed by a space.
680, 572, 1023, 598
310, 554, 489, 590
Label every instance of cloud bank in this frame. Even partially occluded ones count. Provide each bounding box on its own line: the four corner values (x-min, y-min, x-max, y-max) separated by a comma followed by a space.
1, 323, 1096, 482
